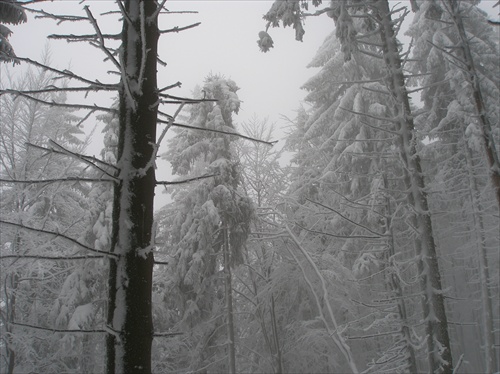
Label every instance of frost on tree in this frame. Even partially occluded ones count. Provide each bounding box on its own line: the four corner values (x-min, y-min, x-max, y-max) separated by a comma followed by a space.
407, 1, 500, 372
154, 75, 253, 373
0, 0, 27, 63
285, 24, 419, 373
0, 59, 93, 373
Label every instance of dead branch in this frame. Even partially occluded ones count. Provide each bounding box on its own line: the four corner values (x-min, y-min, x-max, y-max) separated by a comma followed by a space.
156, 174, 218, 186
0, 220, 118, 259
160, 22, 201, 34
158, 119, 277, 146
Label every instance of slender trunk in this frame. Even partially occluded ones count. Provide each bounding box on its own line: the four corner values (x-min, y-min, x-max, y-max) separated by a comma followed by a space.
383, 175, 418, 374
106, 1, 159, 373
464, 142, 498, 374
446, 0, 500, 208
269, 295, 283, 374
374, 1, 452, 372
6, 232, 21, 374
223, 227, 236, 374
283, 223, 359, 373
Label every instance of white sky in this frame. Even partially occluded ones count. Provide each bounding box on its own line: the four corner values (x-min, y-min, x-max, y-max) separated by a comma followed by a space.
8, 1, 333, 133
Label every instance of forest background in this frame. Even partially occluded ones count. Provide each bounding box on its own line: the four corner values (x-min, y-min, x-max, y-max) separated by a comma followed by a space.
0, 1, 499, 374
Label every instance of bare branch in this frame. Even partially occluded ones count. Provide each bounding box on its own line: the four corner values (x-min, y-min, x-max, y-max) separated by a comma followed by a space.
12, 57, 115, 88
1, 89, 116, 114
159, 22, 201, 34
48, 139, 119, 179
153, 331, 184, 337
26, 7, 88, 23
48, 33, 121, 41
339, 106, 399, 124
305, 198, 387, 237
9, 321, 105, 334
0, 220, 118, 259
156, 174, 218, 186
0, 254, 104, 261
158, 120, 277, 146
159, 81, 182, 92
294, 221, 381, 240
0, 177, 115, 185
3, 85, 117, 95
26, 142, 119, 173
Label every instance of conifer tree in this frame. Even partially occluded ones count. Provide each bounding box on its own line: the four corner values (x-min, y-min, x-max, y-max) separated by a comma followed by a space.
408, 1, 499, 371
156, 75, 253, 373
261, 1, 453, 372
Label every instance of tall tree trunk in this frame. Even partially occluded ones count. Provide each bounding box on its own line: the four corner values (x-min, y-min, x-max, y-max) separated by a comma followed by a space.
223, 227, 237, 374
106, 1, 159, 373
382, 175, 418, 374
464, 142, 498, 374
446, 0, 500, 208
374, 1, 453, 372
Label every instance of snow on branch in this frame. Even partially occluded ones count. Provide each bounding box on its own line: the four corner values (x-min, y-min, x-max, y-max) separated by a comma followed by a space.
84, 6, 121, 72
159, 81, 182, 92
7, 57, 116, 88
3, 85, 118, 95
0, 220, 119, 259
0, 177, 115, 185
0, 89, 115, 114
27, 142, 119, 177
26, 6, 88, 24
48, 32, 121, 41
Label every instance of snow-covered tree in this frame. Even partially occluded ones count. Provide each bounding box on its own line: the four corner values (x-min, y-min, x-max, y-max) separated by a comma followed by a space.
407, 2, 500, 372
0, 56, 91, 373
261, 1, 453, 372
0, 0, 27, 63
155, 75, 253, 373
0, 2, 206, 373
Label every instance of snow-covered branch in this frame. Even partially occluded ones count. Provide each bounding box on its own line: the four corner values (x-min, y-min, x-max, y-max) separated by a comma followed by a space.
27, 142, 119, 176
1, 89, 116, 114
84, 6, 121, 72
0, 177, 115, 185
12, 57, 115, 88
0, 220, 119, 259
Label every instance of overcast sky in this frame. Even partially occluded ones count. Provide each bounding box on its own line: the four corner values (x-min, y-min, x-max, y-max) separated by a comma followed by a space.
8, 1, 333, 132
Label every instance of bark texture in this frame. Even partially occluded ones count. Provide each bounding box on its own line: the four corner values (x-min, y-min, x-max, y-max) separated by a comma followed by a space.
106, 1, 159, 373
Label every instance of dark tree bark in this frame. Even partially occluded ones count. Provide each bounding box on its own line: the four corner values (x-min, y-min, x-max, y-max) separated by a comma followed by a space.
106, 1, 159, 373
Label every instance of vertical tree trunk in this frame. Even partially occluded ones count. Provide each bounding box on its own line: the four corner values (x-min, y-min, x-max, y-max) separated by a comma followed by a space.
223, 227, 237, 374
374, 1, 453, 372
382, 175, 418, 374
464, 142, 498, 374
106, 1, 159, 373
